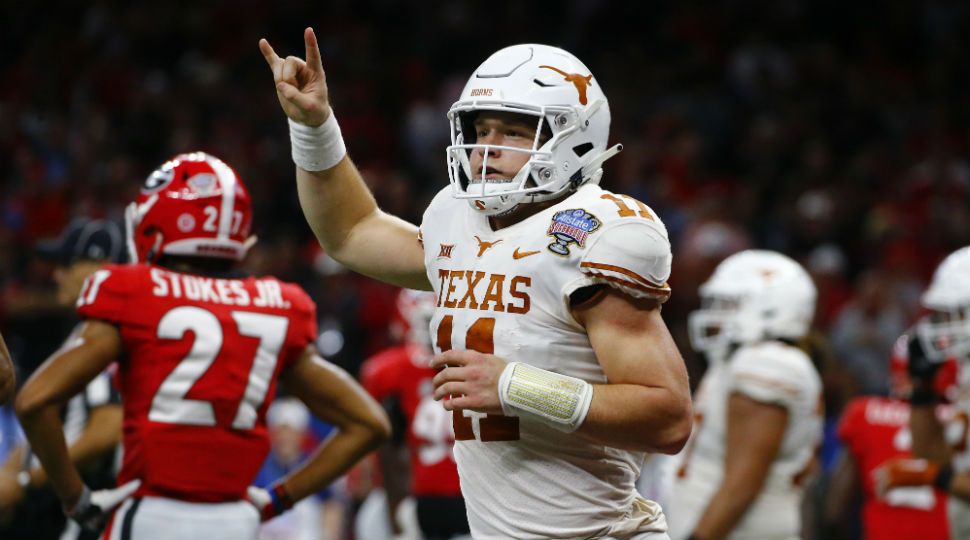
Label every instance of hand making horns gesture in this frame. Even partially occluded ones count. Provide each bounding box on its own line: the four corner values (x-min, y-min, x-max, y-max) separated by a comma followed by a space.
259, 27, 331, 127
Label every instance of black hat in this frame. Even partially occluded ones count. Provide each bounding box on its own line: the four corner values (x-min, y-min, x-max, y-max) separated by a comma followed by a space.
37, 219, 126, 266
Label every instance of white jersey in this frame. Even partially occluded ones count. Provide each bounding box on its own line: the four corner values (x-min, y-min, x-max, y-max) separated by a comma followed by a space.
666, 342, 822, 540
948, 363, 970, 538
421, 183, 673, 539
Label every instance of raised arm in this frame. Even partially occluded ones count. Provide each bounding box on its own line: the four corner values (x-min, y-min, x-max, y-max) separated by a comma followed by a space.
906, 336, 951, 463
259, 28, 429, 290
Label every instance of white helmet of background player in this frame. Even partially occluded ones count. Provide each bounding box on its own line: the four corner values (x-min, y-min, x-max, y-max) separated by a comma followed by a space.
446, 44, 622, 216
917, 246, 970, 362
689, 250, 817, 355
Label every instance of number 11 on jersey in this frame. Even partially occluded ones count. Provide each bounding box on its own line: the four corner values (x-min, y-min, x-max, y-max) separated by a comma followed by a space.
435, 315, 520, 442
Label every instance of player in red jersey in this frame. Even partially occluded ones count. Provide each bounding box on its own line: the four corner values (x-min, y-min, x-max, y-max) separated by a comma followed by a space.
826, 332, 956, 540
15, 152, 390, 540
361, 289, 467, 540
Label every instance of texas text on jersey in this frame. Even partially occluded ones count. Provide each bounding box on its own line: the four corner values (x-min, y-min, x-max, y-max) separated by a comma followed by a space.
76, 263, 317, 502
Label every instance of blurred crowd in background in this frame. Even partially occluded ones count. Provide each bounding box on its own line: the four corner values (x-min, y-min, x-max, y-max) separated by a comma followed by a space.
0, 1, 967, 538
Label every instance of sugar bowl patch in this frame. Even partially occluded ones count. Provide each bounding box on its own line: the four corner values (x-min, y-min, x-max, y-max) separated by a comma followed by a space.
546, 209, 601, 256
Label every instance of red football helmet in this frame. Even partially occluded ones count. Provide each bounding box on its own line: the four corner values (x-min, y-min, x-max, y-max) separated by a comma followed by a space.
889, 331, 959, 401
390, 289, 438, 349
125, 152, 255, 263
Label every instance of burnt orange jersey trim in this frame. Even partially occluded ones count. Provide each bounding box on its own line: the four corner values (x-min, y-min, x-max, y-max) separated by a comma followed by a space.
580, 261, 669, 290
588, 274, 672, 301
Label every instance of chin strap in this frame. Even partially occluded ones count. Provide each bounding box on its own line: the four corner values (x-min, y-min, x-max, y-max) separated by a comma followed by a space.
241, 235, 258, 259
146, 232, 164, 264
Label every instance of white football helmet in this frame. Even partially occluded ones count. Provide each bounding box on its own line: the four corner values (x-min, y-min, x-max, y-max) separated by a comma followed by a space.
446, 44, 622, 216
689, 250, 817, 354
917, 246, 970, 362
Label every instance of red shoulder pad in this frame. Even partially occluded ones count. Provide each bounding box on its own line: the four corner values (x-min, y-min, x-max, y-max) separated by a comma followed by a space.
75, 264, 141, 324
278, 280, 318, 348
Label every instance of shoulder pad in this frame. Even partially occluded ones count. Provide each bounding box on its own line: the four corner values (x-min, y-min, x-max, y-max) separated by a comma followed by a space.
421, 186, 456, 226
729, 342, 820, 408
75, 264, 138, 324
279, 280, 316, 316
579, 218, 672, 302
276, 280, 318, 347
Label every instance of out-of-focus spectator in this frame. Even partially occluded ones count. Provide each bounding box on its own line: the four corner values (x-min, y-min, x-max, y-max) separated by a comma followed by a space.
806, 244, 853, 331
255, 398, 344, 540
830, 270, 909, 395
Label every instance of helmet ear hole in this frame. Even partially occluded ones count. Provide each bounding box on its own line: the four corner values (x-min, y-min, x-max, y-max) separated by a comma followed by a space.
572, 142, 594, 157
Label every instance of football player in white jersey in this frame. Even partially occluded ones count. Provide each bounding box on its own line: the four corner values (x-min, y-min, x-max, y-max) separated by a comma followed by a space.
260, 29, 692, 539
876, 246, 970, 539
666, 250, 823, 540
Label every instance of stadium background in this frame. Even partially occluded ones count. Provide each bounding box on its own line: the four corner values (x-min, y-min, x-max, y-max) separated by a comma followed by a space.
0, 1, 967, 538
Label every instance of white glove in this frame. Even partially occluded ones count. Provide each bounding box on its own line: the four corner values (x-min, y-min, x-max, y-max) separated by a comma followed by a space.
246, 484, 294, 522
246, 485, 272, 519
67, 479, 141, 532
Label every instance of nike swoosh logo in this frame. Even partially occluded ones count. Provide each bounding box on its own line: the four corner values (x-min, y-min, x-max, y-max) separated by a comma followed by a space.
513, 248, 541, 260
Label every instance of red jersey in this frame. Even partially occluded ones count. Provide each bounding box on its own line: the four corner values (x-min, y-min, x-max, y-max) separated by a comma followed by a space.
76, 263, 317, 503
837, 396, 949, 540
361, 344, 461, 497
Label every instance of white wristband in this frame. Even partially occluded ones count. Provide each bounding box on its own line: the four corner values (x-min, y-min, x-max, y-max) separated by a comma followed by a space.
497, 362, 593, 433
288, 113, 347, 171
